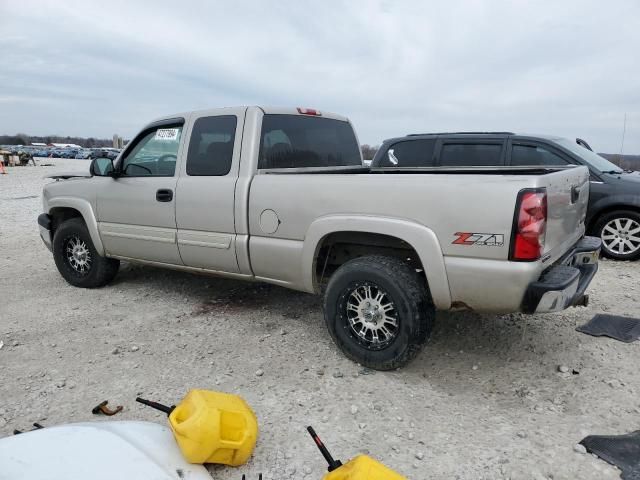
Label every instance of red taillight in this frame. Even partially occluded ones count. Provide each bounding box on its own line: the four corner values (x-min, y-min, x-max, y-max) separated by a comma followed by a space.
510, 189, 547, 261
296, 107, 322, 116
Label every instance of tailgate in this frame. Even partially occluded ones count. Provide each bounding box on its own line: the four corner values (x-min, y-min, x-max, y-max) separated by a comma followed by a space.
540, 166, 589, 262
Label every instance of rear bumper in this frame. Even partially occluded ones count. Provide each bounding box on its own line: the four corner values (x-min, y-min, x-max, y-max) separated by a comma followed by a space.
38, 213, 52, 252
522, 236, 601, 314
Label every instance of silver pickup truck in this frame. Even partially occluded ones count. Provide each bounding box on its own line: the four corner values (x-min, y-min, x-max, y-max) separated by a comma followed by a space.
38, 106, 601, 369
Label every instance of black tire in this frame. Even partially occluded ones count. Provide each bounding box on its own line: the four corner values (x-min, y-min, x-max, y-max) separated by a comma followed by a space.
593, 210, 640, 261
323, 255, 435, 371
52, 217, 120, 288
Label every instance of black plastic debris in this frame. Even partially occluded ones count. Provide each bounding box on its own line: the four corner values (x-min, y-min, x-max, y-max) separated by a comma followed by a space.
13, 423, 44, 435
576, 314, 640, 343
581, 430, 640, 479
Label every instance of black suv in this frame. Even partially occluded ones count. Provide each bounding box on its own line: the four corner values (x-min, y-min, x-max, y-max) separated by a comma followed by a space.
371, 132, 640, 261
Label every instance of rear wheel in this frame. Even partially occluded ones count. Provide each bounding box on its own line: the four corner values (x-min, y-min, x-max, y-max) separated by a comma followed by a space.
594, 210, 640, 261
323, 255, 434, 370
52, 218, 120, 287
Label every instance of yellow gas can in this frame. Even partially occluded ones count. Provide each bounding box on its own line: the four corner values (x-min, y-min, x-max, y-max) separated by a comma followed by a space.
307, 426, 406, 480
167, 389, 258, 465
324, 455, 406, 480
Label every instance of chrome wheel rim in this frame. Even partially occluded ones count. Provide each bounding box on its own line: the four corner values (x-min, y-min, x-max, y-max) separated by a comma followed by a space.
346, 283, 399, 348
65, 236, 92, 273
601, 218, 640, 256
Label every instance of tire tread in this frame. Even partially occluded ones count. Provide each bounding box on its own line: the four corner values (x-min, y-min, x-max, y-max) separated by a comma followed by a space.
52, 218, 120, 288
324, 255, 434, 370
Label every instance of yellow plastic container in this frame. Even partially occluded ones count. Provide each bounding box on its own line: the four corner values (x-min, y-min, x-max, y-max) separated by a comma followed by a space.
324, 455, 407, 480
168, 389, 258, 465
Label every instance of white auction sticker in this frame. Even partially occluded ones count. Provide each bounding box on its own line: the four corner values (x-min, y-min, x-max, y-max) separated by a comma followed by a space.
155, 128, 179, 141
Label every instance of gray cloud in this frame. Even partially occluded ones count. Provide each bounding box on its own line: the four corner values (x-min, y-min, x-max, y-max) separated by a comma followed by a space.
1, 0, 638, 152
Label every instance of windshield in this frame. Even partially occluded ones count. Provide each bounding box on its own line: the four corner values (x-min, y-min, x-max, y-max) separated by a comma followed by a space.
553, 138, 623, 173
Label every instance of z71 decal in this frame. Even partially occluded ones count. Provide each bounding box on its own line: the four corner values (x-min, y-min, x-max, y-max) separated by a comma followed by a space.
453, 232, 505, 247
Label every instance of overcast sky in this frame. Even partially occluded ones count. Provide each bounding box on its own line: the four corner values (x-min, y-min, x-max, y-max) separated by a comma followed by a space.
1, 0, 639, 152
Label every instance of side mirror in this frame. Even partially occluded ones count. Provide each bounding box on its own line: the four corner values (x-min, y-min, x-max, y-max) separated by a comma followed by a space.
90, 157, 115, 177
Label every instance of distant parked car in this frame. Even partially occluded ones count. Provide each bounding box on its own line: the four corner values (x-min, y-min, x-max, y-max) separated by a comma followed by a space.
75, 150, 92, 159
88, 149, 120, 160
88, 149, 108, 159
105, 149, 121, 160
371, 132, 640, 260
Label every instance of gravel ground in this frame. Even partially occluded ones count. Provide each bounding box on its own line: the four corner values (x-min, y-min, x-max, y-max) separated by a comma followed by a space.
1, 159, 639, 480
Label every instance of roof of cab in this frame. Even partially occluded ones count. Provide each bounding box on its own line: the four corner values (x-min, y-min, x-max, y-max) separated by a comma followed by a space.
147, 106, 349, 126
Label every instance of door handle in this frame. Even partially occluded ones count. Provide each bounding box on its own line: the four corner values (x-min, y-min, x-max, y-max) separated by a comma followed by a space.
571, 185, 580, 204
156, 189, 173, 202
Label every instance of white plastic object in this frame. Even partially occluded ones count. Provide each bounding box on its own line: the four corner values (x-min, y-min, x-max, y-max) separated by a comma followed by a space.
0, 421, 212, 480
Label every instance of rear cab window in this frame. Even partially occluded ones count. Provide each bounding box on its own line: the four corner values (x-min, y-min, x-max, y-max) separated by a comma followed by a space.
258, 114, 361, 169
438, 141, 505, 167
377, 139, 436, 167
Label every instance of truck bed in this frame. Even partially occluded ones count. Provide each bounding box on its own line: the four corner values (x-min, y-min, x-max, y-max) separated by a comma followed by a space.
248, 165, 589, 311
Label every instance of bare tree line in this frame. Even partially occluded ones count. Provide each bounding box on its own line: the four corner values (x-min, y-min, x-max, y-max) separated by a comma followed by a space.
600, 153, 640, 170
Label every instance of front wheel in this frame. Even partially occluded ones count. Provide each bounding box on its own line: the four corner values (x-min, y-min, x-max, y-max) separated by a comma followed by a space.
52, 217, 120, 288
594, 210, 640, 261
323, 255, 435, 371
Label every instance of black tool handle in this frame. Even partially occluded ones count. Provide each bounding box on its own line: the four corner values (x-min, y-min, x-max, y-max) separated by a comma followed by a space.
307, 426, 343, 472
136, 397, 175, 415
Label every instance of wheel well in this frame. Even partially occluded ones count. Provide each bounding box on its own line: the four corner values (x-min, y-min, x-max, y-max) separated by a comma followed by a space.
314, 231, 425, 289
49, 207, 83, 234
588, 205, 640, 233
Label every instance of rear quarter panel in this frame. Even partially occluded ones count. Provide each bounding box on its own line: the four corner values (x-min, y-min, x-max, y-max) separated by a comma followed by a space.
249, 172, 540, 309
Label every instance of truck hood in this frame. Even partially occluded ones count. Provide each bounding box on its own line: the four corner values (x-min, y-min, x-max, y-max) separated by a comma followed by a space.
0, 421, 212, 480
605, 170, 640, 185
45, 171, 92, 180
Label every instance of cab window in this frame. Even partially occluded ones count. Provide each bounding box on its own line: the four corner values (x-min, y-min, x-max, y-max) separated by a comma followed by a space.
258, 114, 361, 169
186, 116, 237, 176
120, 126, 182, 177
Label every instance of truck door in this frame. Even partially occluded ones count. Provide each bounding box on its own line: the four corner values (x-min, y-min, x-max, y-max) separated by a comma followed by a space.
96, 119, 185, 265
175, 109, 245, 273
